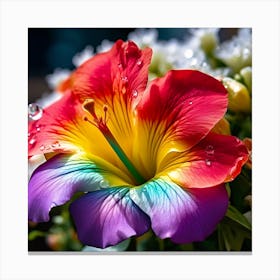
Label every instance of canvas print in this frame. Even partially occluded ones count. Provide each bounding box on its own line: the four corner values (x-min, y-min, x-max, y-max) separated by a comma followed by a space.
28, 28, 252, 252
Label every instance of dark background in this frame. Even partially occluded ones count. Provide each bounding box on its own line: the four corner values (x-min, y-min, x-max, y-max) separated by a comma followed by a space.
28, 28, 237, 103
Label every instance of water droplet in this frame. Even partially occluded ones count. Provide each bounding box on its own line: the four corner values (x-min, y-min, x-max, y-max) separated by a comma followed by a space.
45, 145, 51, 151
39, 145, 45, 151
121, 76, 128, 83
28, 103, 43, 120
36, 124, 41, 132
132, 90, 138, 97
29, 137, 36, 145
100, 180, 109, 189
189, 101, 193, 105
51, 141, 61, 149
205, 159, 212, 166
205, 145, 214, 156
136, 59, 142, 66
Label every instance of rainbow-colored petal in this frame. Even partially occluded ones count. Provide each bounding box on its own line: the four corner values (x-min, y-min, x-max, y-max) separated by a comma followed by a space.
28, 39, 249, 248
29, 153, 131, 222
70, 187, 151, 248
130, 179, 228, 243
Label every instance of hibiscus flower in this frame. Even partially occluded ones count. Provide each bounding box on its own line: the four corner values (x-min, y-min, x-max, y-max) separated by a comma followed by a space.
28, 40, 248, 248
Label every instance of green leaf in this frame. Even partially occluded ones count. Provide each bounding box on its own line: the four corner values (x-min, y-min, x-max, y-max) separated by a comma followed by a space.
218, 216, 251, 251
28, 230, 46, 241
226, 205, 251, 230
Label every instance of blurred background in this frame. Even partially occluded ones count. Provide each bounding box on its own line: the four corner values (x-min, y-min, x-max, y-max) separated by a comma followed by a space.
28, 28, 237, 103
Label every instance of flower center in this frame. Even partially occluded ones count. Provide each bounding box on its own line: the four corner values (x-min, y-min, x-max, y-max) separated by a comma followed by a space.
82, 99, 146, 185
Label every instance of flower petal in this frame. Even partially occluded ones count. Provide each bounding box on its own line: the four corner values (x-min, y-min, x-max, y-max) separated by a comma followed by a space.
28, 153, 130, 222
28, 92, 82, 157
71, 40, 152, 157
163, 133, 249, 188
70, 40, 152, 103
136, 70, 228, 152
130, 179, 228, 243
70, 187, 151, 248
28, 92, 133, 178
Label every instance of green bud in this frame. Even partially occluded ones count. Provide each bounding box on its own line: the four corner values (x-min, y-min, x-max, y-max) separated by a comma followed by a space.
223, 77, 251, 113
200, 32, 218, 55
240, 66, 252, 93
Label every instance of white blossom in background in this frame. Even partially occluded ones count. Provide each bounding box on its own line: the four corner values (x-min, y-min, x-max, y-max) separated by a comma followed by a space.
215, 28, 252, 73
46, 68, 71, 90
34, 91, 62, 109
72, 45, 94, 67
128, 28, 158, 47
126, 28, 231, 79
96, 39, 113, 53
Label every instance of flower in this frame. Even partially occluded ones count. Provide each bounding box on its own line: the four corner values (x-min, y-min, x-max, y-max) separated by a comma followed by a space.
215, 28, 252, 73
28, 40, 248, 248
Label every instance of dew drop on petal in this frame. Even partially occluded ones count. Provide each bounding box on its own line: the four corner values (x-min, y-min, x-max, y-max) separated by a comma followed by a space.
39, 145, 45, 151
205, 145, 215, 156
45, 145, 51, 151
29, 137, 36, 145
36, 124, 41, 132
28, 103, 43, 120
121, 76, 128, 83
136, 59, 142, 66
51, 141, 61, 149
189, 101, 193, 105
205, 159, 212, 166
132, 90, 138, 97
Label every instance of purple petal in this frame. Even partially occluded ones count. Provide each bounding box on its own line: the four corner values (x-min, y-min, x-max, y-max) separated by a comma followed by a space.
130, 179, 228, 243
28, 154, 105, 222
70, 187, 151, 248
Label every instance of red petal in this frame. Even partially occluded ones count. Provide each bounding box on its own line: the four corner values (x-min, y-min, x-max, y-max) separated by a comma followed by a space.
28, 92, 81, 157
165, 133, 249, 188
70, 40, 152, 105
137, 70, 228, 150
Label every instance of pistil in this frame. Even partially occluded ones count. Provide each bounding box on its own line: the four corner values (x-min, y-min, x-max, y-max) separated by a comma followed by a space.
82, 99, 146, 185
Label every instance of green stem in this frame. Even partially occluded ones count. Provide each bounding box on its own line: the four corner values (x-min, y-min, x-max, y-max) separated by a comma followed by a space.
104, 129, 146, 185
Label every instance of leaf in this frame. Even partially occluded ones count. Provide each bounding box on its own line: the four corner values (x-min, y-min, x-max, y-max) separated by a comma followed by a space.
218, 220, 251, 251
28, 230, 46, 241
226, 205, 251, 230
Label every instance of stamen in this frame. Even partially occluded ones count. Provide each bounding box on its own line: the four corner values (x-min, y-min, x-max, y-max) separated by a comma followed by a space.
82, 100, 145, 185
103, 105, 108, 122
83, 99, 98, 119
